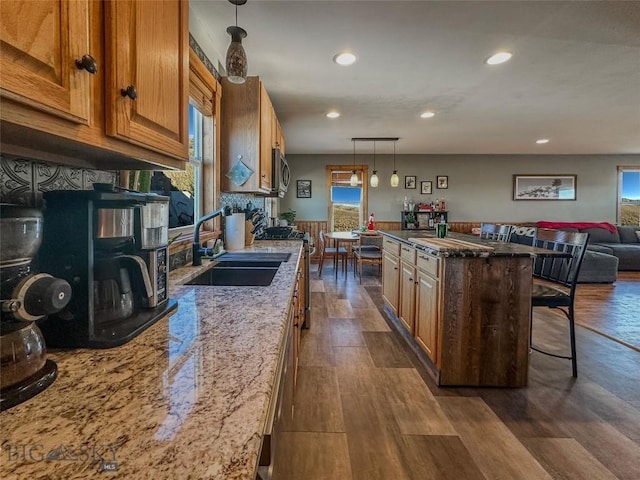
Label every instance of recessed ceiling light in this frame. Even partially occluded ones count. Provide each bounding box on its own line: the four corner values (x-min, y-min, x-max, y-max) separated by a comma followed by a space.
536, 138, 550, 144
485, 51, 512, 65
333, 52, 357, 66
326, 111, 340, 119
420, 111, 435, 119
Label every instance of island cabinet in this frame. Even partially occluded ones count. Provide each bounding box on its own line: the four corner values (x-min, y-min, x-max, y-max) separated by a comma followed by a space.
381, 233, 533, 387
414, 252, 440, 364
221, 76, 283, 194
0, 0, 188, 170
382, 237, 401, 316
398, 244, 417, 334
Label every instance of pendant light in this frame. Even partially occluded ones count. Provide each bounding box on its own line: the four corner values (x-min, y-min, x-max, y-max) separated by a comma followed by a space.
370, 140, 379, 187
226, 0, 248, 84
350, 140, 358, 186
390, 141, 399, 187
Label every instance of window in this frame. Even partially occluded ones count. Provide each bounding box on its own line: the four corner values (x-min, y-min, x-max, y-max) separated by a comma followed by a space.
151, 103, 209, 230
618, 167, 640, 226
327, 166, 368, 231
151, 50, 221, 236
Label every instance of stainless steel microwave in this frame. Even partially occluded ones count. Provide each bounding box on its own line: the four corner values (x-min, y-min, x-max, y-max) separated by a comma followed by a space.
272, 148, 290, 198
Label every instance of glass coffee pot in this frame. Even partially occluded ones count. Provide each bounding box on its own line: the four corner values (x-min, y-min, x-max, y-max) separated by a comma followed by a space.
93, 256, 152, 325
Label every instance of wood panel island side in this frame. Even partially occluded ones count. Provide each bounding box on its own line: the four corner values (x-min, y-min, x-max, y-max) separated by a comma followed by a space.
379, 230, 539, 387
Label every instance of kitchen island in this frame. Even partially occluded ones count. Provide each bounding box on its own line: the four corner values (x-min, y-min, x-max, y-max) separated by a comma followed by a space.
379, 230, 544, 388
0, 240, 303, 480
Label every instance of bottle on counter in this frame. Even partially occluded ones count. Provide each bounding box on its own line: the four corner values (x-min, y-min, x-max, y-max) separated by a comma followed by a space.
403, 196, 409, 212
367, 212, 375, 230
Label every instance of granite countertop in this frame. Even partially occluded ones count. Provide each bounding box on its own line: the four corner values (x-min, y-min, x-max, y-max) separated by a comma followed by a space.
379, 230, 545, 258
0, 240, 304, 480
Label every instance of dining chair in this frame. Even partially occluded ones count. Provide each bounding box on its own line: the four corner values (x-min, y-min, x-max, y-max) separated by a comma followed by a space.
318, 230, 347, 276
530, 228, 589, 377
353, 233, 383, 283
479, 223, 512, 242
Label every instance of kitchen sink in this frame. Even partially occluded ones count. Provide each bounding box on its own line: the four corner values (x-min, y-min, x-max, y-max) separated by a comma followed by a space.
212, 261, 282, 268
186, 265, 280, 286
214, 252, 291, 263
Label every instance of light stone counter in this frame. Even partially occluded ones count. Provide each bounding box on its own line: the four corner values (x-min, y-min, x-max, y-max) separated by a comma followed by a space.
0, 240, 304, 480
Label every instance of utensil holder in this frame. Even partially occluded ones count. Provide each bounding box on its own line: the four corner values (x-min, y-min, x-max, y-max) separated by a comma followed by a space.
225, 213, 245, 250
245, 220, 255, 246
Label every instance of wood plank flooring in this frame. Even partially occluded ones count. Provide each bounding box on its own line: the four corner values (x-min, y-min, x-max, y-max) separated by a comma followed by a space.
273, 265, 640, 479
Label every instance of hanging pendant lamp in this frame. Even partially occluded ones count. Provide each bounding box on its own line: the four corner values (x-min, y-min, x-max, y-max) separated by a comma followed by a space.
390, 141, 399, 187
370, 141, 379, 187
350, 140, 358, 186
226, 0, 248, 84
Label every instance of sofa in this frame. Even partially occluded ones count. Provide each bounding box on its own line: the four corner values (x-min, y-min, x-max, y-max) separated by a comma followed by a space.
536, 222, 640, 272
579, 225, 640, 271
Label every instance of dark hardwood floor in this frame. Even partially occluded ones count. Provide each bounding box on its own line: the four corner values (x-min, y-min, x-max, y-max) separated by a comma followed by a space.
273, 264, 640, 480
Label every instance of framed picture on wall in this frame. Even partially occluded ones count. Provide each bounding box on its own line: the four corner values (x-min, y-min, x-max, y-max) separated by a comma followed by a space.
405, 176, 417, 189
421, 181, 432, 194
436, 175, 448, 189
513, 174, 576, 200
296, 179, 312, 198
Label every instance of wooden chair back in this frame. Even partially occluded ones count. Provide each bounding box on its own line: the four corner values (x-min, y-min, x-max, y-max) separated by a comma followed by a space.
533, 228, 589, 289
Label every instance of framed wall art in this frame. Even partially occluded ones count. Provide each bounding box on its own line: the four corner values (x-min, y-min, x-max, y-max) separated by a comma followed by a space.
436, 175, 448, 189
296, 179, 312, 198
421, 181, 432, 194
513, 174, 576, 200
405, 175, 417, 189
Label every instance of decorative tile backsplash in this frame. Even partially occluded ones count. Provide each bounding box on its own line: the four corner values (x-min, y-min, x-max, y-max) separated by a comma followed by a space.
220, 192, 265, 212
0, 154, 116, 207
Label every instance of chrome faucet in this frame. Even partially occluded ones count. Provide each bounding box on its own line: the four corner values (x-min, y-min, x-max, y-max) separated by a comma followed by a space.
192, 208, 225, 266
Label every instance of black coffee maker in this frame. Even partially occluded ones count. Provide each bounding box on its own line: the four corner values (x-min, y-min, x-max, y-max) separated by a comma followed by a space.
37, 185, 177, 348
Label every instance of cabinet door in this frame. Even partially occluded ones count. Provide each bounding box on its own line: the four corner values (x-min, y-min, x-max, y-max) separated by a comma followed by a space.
382, 253, 400, 315
259, 82, 273, 191
104, 0, 188, 160
399, 260, 416, 334
415, 270, 439, 363
276, 119, 285, 155
0, 0, 91, 124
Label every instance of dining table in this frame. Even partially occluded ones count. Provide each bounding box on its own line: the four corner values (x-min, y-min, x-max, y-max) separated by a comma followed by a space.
324, 231, 361, 277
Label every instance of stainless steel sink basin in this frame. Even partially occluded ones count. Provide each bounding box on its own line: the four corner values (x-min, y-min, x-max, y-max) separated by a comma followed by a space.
213, 261, 281, 268
186, 264, 279, 286
213, 252, 291, 263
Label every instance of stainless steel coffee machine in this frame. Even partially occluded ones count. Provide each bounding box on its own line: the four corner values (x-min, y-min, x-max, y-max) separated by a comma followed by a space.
134, 195, 170, 309
37, 184, 176, 348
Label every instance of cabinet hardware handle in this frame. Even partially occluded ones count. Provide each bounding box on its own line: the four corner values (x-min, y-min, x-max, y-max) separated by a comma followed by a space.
394, 267, 398, 270
75, 54, 98, 74
409, 278, 413, 282
415, 281, 419, 285
121, 85, 137, 100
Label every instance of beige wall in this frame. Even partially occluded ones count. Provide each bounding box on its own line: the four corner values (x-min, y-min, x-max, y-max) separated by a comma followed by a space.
282, 154, 640, 223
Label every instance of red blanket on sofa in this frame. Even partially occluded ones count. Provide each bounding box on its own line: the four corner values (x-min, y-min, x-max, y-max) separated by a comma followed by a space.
536, 221, 618, 234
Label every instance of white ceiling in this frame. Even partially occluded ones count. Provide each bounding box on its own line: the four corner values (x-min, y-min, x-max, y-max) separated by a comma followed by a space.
190, 0, 640, 155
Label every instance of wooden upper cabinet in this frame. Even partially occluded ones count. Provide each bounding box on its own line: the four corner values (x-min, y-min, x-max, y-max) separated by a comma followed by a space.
104, 0, 189, 160
0, 0, 92, 125
260, 83, 273, 191
276, 119, 285, 156
221, 76, 281, 194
